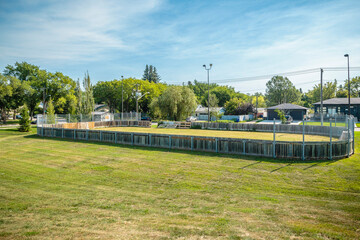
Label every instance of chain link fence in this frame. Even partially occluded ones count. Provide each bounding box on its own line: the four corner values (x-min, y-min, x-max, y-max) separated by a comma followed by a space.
37, 112, 140, 127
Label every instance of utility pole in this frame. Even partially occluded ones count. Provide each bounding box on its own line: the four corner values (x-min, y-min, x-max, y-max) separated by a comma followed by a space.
203, 64, 213, 123
42, 77, 47, 115
256, 94, 258, 120
136, 84, 139, 119
121, 76, 124, 120
320, 68, 323, 126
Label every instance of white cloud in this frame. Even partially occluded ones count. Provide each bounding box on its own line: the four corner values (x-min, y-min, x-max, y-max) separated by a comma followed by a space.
0, 0, 163, 62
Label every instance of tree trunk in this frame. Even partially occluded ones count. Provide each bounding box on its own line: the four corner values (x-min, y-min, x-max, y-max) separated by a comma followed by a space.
13, 110, 16, 120
1, 108, 7, 124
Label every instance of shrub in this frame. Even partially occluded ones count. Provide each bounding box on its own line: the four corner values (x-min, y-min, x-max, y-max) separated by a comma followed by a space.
19, 106, 31, 132
191, 125, 202, 129
275, 109, 286, 124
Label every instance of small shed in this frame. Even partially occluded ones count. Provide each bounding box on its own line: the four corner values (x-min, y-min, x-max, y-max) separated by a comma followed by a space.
267, 103, 307, 121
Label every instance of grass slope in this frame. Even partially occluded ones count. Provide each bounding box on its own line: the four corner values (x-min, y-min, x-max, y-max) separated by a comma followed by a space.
0, 128, 359, 239
100, 127, 333, 142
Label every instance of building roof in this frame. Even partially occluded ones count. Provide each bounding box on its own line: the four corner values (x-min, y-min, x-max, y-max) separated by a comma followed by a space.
313, 98, 360, 105
267, 103, 308, 110
195, 105, 224, 114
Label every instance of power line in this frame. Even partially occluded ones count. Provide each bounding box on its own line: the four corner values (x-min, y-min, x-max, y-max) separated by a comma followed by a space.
212, 67, 360, 84
239, 79, 340, 94
171, 66, 360, 84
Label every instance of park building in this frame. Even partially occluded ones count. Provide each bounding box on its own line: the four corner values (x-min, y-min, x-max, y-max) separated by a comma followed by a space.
313, 97, 360, 121
267, 103, 308, 121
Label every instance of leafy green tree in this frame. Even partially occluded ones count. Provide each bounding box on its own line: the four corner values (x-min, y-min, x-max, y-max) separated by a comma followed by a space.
47, 97, 55, 124
94, 78, 166, 114
251, 93, 266, 108
0, 74, 13, 123
19, 105, 31, 132
93, 80, 122, 113
188, 80, 218, 104
344, 76, 360, 97
307, 81, 337, 104
224, 98, 253, 115
4, 62, 77, 118
224, 98, 244, 115
275, 109, 286, 124
4, 61, 39, 81
0, 74, 30, 123
142, 65, 161, 83
150, 86, 197, 121
209, 85, 236, 107
265, 76, 301, 106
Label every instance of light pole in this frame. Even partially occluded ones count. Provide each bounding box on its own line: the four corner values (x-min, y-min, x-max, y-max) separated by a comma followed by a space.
344, 54, 350, 157
121, 76, 124, 120
320, 68, 323, 126
344, 54, 350, 115
133, 83, 149, 121
203, 64, 212, 122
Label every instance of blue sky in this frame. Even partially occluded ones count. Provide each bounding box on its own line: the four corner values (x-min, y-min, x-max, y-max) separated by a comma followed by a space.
0, 0, 359, 93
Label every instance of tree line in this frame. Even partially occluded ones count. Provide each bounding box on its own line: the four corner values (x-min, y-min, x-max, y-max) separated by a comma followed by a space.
1, 61, 359, 124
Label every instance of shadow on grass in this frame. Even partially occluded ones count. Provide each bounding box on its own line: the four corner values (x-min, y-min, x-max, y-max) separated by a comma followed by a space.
270, 163, 293, 172
23, 134, 340, 164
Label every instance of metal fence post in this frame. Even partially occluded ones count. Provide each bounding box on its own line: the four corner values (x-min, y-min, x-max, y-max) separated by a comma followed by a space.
215, 138, 218, 153
302, 118, 305, 161
191, 136, 194, 151
62, 128, 64, 138
347, 115, 350, 157
100, 131, 102, 142
352, 116, 355, 154
169, 135, 172, 150
115, 132, 117, 144
273, 118, 276, 158
74, 129, 76, 140
243, 140, 246, 155
329, 119, 332, 160
131, 133, 134, 145
149, 134, 152, 146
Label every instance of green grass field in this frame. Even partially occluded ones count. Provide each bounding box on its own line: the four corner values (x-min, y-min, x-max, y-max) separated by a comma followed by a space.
99, 127, 333, 142
0, 120, 20, 126
0, 128, 359, 239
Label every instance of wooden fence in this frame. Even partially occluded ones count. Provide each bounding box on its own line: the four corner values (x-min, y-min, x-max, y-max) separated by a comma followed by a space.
37, 127, 353, 160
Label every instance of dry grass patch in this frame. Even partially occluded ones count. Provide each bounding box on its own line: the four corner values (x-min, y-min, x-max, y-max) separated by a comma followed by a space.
99, 127, 333, 142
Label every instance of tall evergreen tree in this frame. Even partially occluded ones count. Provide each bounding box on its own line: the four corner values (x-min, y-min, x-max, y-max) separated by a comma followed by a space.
82, 71, 95, 115
47, 97, 55, 124
142, 65, 160, 83
75, 78, 82, 114
142, 65, 149, 81
19, 105, 31, 132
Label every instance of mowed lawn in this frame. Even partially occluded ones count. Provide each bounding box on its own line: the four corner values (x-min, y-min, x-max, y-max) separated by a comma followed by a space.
99, 127, 333, 142
0, 128, 359, 239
